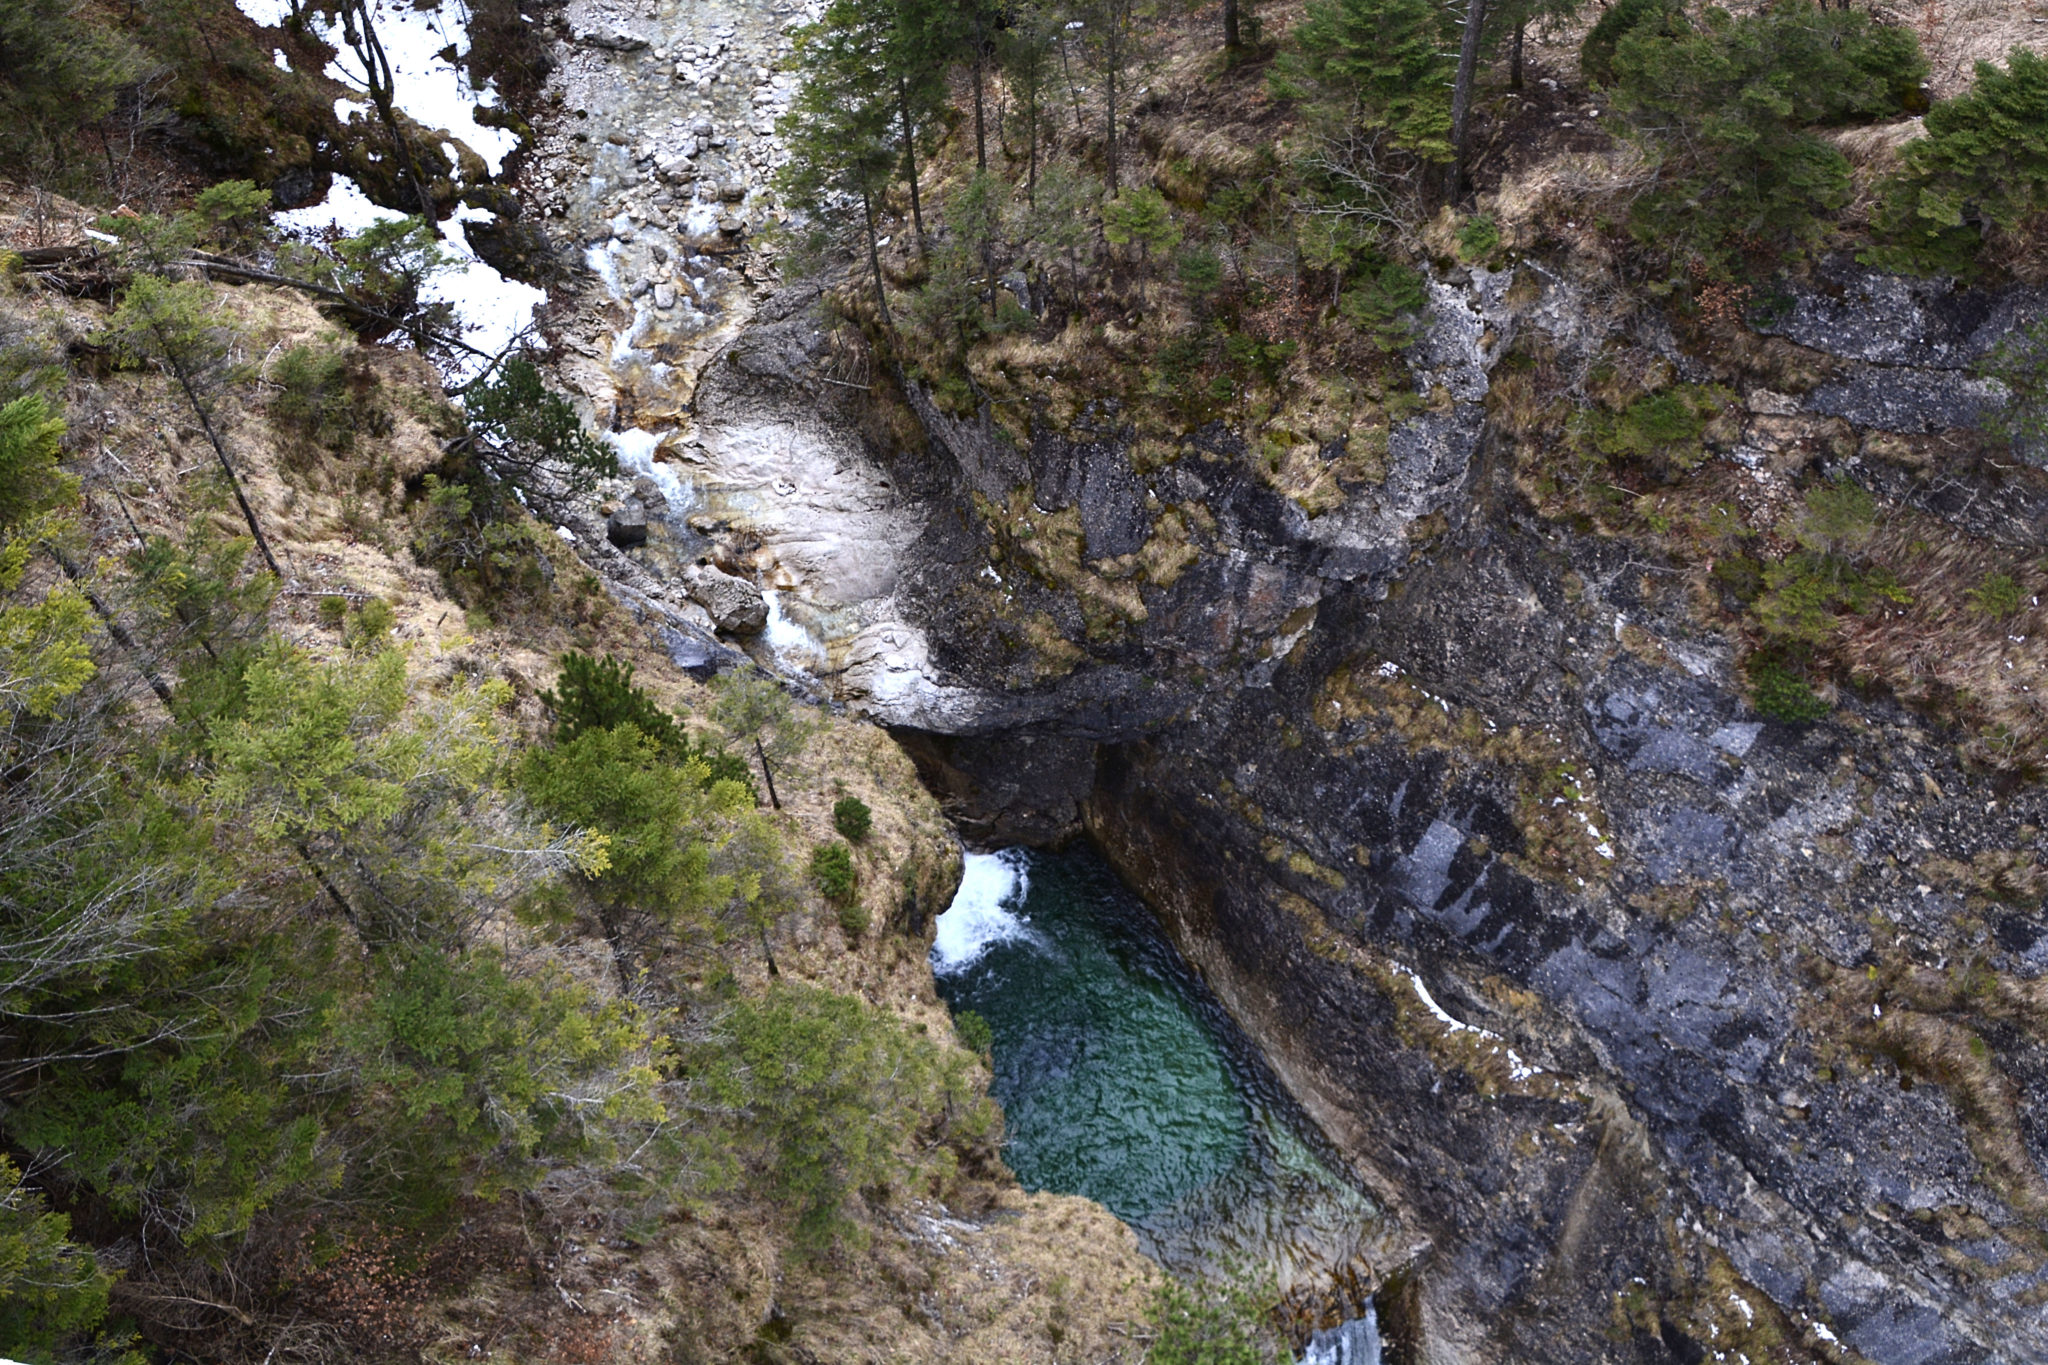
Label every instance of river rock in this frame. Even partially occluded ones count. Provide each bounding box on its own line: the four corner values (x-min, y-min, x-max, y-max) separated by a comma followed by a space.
682, 564, 768, 635
631, 475, 669, 512
577, 27, 649, 52
654, 281, 677, 310
606, 500, 649, 547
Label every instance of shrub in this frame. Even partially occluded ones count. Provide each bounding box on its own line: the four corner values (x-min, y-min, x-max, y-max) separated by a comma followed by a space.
1104, 188, 1182, 261
462, 356, 615, 511
1968, 572, 2025, 619
836, 896, 870, 939
1144, 1276, 1283, 1365
1579, 0, 1682, 88
1578, 384, 1725, 473
832, 795, 873, 843
1456, 212, 1501, 263
270, 343, 387, 455
1868, 49, 2048, 277
346, 598, 397, 650
952, 1008, 993, 1058
1747, 650, 1829, 722
690, 984, 978, 1250
1339, 260, 1429, 351
1609, 1, 1927, 272
539, 651, 758, 794
811, 841, 856, 905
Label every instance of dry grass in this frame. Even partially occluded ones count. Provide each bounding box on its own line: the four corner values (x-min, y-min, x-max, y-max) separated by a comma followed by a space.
1836, 519, 2048, 769
1314, 659, 1618, 888
1809, 953, 2048, 1235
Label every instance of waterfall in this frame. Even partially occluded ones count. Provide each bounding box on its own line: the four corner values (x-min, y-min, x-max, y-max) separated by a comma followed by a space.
1300, 1304, 1381, 1365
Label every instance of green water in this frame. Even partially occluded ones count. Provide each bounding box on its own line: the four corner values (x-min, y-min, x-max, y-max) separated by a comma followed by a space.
931, 845, 1378, 1286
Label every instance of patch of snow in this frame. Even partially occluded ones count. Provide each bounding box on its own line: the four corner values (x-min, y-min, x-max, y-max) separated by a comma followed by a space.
232, 0, 292, 25
274, 176, 542, 381
305, 0, 521, 176
931, 850, 1036, 975
274, 174, 400, 236
1403, 965, 1543, 1081
429, 213, 545, 368
273, 48, 291, 71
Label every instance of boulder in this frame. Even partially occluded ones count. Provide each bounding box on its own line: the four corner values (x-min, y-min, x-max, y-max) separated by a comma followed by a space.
683, 564, 768, 635
606, 500, 649, 547
631, 475, 669, 512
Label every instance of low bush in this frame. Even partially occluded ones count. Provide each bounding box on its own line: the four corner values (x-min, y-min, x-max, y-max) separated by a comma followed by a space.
1868, 49, 2048, 277
953, 1009, 993, 1058
811, 841, 856, 905
832, 795, 873, 843
1747, 650, 1830, 723
1608, 1, 1926, 273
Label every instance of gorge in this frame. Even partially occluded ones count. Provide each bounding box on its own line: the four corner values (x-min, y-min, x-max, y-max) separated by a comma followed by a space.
3, 0, 2046, 1360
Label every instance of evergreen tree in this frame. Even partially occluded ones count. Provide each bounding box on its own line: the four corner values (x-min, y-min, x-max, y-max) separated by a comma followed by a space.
1270, 0, 1456, 167
1609, 0, 1926, 273
0, 0, 145, 190
778, 4, 902, 325
709, 672, 817, 813
1868, 48, 2048, 277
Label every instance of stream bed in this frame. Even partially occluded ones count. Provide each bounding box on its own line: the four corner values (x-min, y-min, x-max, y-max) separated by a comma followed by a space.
932, 846, 1386, 1344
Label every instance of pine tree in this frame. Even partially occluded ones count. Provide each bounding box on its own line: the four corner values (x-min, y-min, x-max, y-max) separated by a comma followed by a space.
1868, 48, 2048, 276
1270, 0, 1456, 167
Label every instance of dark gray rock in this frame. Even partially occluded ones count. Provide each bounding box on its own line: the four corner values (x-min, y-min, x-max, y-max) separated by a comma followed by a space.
607, 499, 649, 546
1805, 367, 2008, 433
1755, 260, 2047, 370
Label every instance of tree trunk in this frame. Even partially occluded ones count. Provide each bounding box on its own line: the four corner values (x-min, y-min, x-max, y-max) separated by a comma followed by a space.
1026, 85, 1039, 205
861, 188, 892, 329
1059, 31, 1084, 134
157, 338, 283, 577
1448, 0, 1489, 201
1104, 36, 1119, 197
47, 546, 175, 709
345, 0, 439, 222
1511, 20, 1525, 91
754, 735, 782, 810
972, 12, 989, 172
598, 906, 634, 994
897, 76, 926, 251
1224, 0, 1240, 51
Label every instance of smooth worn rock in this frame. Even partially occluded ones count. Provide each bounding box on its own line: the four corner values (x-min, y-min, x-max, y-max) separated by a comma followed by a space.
683, 563, 768, 635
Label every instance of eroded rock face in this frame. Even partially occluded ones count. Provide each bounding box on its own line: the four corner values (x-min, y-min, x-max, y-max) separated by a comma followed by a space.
853, 264, 2048, 1364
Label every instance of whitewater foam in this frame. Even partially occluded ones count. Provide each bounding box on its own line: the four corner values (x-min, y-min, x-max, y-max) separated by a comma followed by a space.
604, 428, 693, 513
763, 591, 828, 672
1300, 1304, 1381, 1365
930, 850, 1035, 975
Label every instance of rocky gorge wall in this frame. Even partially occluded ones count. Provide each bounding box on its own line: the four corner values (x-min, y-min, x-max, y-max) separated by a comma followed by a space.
857, 262, 2048, 1364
